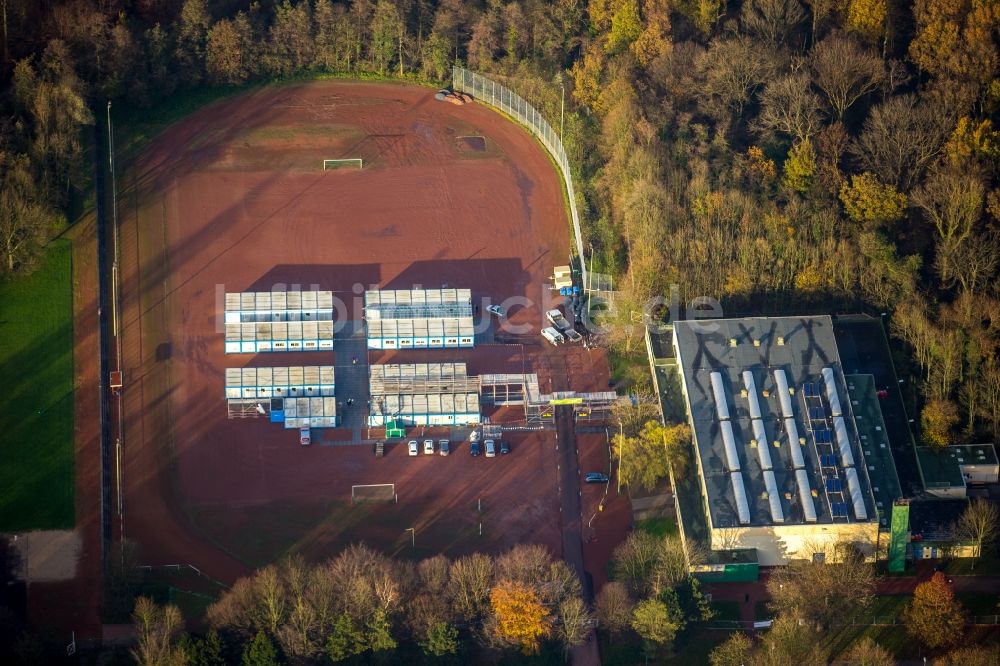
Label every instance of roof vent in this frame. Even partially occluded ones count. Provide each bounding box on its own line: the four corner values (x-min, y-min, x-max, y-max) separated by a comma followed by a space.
811, 488, 818, 497
773, 440, 781, 448
750, 440, 757, 448
741, 388, 748, 397
761, 491, 769, 499
798, 437, 806, 445
762, 389, 770, 398
729, 338, 738, 347
784, 492, 792, 500
753, 338, 761, 347
777, 336, 785, 345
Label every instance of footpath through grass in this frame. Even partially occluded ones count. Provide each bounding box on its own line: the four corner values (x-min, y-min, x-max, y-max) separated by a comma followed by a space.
0, 241, 74, 530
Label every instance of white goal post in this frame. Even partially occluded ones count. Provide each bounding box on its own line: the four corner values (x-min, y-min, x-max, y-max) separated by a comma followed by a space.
351, 483, 395, 503
323, 158, 363, 170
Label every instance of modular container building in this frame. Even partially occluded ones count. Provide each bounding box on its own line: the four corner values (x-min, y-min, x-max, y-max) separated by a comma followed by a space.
224, 291, 335, 353
364, 289, 474, 349
368, 362, 481, 426
224, 366, 335, 399
225, 365, 337, 427
281, 396, 338, 429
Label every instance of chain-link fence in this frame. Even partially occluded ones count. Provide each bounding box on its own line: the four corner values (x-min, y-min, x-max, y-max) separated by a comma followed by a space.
452, 67, 586, 290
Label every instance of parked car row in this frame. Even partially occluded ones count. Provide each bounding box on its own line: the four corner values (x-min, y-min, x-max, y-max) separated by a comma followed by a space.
407, 439, 452, 456
407, 431, 509, 457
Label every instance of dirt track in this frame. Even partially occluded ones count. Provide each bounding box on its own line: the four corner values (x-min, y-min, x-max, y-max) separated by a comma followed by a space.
117, 81, 616, 583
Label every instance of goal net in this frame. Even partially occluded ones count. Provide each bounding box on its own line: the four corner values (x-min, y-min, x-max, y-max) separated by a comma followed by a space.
323, 158, 363, 170
351, 483, 395, 503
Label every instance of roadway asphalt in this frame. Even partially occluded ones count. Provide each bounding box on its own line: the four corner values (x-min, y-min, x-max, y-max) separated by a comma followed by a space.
555, 405, 601, 666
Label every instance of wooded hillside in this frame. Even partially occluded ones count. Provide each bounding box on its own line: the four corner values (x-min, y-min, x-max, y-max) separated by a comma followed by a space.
2, 0, 998, 444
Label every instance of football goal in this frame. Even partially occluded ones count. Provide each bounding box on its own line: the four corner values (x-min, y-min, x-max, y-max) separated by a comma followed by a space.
351, 483, 396, 503
323, 158, 363, 170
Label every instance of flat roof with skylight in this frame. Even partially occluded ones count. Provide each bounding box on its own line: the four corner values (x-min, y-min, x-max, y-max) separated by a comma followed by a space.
671, 315, 880, 564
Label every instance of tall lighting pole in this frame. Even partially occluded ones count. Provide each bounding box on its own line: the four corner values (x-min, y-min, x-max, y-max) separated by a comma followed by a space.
616, 418, 624, 494
557, 74, 565, 141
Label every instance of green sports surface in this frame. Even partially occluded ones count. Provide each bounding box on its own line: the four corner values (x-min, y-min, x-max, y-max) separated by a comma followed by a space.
0, 241, 75, 530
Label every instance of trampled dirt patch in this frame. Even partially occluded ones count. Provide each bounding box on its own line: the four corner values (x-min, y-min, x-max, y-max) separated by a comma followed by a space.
118, 80, 610, 583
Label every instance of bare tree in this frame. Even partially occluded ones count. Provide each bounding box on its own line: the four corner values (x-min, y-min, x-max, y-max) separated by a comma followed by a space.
545, 560, 584, 607
754, 73, 823, 143
833, 637, 895, 666
753, 616, 829, 666
740, 0, 807, 46
955, 498, 999, 567
803, 0, 837, 42
698, 36, 777, 120
650, 534, 700, 595
611, 532, 660, 596
595, 582, 634, 639
610, 392, 660, 437
912, 168, 985, 245
767, 540, 875, 630
495, 544, 551, 587
131, 597, 186, 666
555, 596, 592, 653
810, 32, 884, 120
851, 94, 951, 190
447, 553, 493, 622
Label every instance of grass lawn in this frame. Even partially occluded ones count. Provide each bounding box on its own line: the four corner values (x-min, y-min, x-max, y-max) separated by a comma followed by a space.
944, 551, 1000, 575
599, 626, 737, 665
636, 516, 678, 538
0, 241, 74, 530
709, 601, 741, 622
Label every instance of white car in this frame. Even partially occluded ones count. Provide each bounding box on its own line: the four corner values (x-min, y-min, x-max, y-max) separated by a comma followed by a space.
487, 304, 505, 317
423, 439, 435, 455
485, 439, 496, 457
408, 440, 419, 456
299, 426, 311, 446
541, 327, 565, 346
546, 308, 571, 331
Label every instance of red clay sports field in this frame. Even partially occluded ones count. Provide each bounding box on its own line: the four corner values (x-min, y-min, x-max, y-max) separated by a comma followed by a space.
115, 80, 618, 583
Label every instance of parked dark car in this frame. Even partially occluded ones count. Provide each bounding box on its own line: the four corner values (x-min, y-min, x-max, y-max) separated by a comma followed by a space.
470, 441, 481, 457
585, 472, 609, 483
500, 440, 510, 454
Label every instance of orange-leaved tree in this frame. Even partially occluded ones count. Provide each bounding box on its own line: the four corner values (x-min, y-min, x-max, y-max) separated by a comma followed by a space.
489, 579, 552, 654
903, 572, 966, 649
